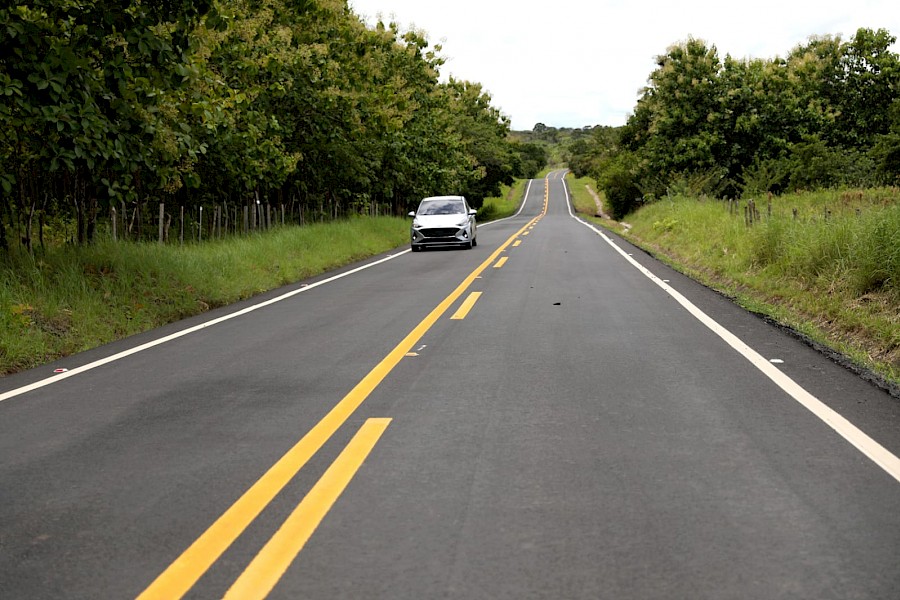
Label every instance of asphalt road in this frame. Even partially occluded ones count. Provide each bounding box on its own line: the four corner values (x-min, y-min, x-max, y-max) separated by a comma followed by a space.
2, 171, 899, 599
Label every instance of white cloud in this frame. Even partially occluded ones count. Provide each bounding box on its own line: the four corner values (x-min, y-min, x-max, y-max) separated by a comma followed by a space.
348, 0, 900, 130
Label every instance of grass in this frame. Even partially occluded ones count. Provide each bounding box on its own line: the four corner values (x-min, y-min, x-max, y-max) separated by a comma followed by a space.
0, 216, 410, 375
565, 174, 603, 215
575, 186, 900, 387
478, 179, 528, 221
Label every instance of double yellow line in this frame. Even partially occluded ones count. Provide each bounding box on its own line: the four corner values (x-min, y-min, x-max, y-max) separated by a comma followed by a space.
137, 183, 549, 600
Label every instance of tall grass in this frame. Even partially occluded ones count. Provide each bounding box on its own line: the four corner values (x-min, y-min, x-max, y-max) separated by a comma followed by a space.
0, 216, 409, 375
744, 197, 900, 300
621, 188, 900, 383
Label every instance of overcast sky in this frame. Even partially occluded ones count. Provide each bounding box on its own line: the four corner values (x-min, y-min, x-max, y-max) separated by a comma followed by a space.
347, 0, 900, 131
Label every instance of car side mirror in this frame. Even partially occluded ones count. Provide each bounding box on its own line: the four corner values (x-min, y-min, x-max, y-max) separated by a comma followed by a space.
408, 211, 416, 218
468, 209, 477, 216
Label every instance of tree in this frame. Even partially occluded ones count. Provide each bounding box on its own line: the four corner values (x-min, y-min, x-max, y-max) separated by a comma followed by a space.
442, 78, 515, 207
0, 0, 212, 245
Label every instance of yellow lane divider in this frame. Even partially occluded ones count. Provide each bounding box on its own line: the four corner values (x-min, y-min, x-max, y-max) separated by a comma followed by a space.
450, 292, 482, 320
223, 418, 391, 600
137, 204, 545, 600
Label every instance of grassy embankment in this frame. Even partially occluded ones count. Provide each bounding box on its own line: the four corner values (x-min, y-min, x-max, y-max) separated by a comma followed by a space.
566, 174, 900, 388
477, 179, 528, 221
0, 184, 527, 376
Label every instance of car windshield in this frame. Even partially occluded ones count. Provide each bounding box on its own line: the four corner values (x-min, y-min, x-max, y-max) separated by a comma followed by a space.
419, 200, 465, 216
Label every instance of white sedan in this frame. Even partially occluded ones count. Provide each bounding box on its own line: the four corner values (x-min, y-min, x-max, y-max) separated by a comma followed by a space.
408, 196, 478, 251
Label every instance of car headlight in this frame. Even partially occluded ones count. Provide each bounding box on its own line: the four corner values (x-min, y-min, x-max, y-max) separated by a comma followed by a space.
455, 219, 469, 227
412, 219, 421, 228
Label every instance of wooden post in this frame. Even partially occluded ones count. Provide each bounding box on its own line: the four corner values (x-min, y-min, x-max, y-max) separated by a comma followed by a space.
243, 205, 249, 234
180, 206, 184, 245
198, 206, 203, 242
158, 202, 165, 243
111, 207, 117, 241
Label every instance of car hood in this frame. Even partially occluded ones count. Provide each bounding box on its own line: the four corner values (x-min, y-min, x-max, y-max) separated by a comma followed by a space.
413, 214, 469, 227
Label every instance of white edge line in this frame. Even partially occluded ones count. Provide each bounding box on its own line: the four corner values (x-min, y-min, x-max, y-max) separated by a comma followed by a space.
0, 251, 409, 403
562, 182, 900, 484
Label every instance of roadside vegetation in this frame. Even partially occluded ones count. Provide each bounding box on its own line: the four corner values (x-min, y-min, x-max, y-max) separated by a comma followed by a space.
566, 174, 604, 215
0, 217, 408, 374
478, 179, 528, 221
565, 29, 900, 218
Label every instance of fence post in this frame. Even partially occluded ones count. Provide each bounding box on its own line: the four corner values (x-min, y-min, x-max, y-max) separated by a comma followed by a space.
111, 207, 117, 241
121, 201, 127, 241
198, 206, 203, 242
158, 203, 165, 243
180, 206, 184, 245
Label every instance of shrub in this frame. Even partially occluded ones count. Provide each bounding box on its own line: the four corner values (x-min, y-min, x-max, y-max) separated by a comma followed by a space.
597, 154, 642, 220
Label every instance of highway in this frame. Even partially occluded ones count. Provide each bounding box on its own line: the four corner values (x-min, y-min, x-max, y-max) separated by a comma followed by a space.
2, 171, 899, 599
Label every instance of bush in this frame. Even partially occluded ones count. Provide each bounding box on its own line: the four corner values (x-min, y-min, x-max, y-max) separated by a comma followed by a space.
785, 137, 879, 191
597, 154, 642, 220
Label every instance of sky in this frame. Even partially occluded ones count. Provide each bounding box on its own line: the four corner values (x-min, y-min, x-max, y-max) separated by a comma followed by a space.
347, 0, 900, 131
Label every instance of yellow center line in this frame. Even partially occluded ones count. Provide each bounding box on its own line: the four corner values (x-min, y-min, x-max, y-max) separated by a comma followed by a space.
223, 418, 392, 600
493, 257, 508, 269
137, 206, 544, 600
450, 292, 482, 320
512, 240, 522, 247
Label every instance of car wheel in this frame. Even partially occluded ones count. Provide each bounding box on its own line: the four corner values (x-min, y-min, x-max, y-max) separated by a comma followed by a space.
411, 245, 421, 252
472, 236, 477, 247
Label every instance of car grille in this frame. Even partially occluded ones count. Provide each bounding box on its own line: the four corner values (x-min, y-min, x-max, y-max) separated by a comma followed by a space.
420, 227, 459, 237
